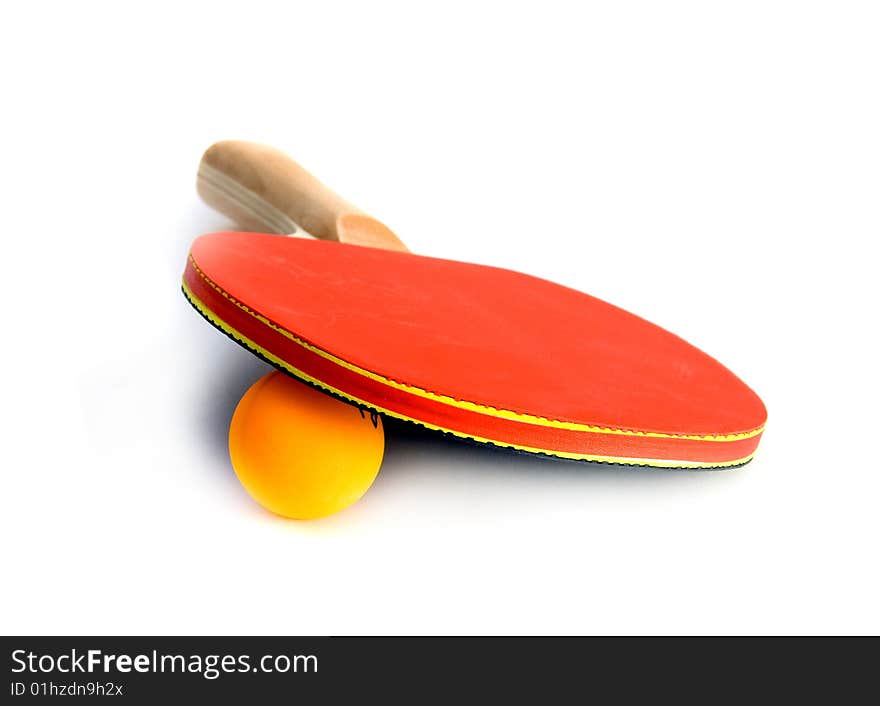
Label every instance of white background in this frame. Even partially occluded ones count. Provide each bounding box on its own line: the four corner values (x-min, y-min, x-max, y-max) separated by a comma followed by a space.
1, 1, 877, 635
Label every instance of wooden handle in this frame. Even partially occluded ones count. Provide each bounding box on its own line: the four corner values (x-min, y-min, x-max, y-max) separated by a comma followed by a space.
197, 140, 408, 252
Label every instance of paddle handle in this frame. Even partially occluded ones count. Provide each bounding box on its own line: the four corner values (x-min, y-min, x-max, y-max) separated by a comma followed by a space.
197, 140, 408, 252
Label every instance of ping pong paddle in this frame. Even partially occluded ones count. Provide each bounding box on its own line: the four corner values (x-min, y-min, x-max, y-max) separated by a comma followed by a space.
185, 141, 766, 468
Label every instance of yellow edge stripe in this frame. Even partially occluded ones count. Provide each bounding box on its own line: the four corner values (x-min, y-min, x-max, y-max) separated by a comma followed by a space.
182, 280, 755, 469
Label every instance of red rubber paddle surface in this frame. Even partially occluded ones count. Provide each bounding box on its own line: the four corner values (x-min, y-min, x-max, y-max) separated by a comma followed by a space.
183, 231, 766, 467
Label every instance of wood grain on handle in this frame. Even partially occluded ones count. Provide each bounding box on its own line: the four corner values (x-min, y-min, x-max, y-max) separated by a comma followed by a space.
197, 140, 408, 252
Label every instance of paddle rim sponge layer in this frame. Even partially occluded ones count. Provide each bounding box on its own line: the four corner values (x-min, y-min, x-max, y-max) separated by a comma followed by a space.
183, 231, 766, 468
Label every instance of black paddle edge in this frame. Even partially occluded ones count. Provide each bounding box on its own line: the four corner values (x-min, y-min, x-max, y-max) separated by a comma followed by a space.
181, 285, 751, 472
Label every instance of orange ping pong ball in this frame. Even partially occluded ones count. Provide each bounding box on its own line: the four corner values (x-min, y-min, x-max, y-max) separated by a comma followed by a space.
229, 371, 385, 519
